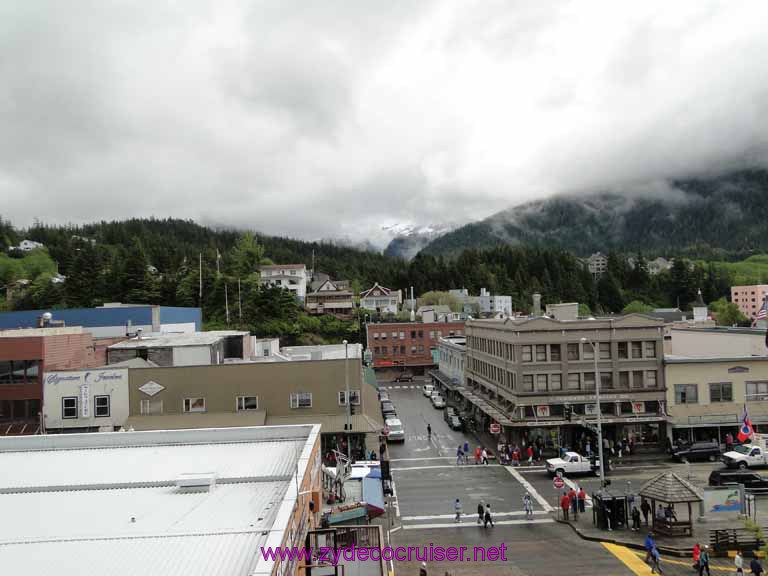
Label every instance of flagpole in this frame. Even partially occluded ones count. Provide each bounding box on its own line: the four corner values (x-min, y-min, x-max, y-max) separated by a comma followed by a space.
198, 253, 202, 302
225, 283, 230, 324
238, 277, 242, 321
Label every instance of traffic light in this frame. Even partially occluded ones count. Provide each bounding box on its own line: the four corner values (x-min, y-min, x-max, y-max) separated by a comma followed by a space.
349, 403, 356, 416
564, 405, 572, 422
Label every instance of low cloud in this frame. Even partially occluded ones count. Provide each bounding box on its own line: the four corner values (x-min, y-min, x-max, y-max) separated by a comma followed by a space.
1, 1, 767, 247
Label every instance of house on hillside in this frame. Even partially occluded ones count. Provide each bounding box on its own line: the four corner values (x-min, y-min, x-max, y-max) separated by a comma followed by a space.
13, 240, 44, 252
305, 279, 355, 318
360, 283, 400, 315
258, 264, 308, 301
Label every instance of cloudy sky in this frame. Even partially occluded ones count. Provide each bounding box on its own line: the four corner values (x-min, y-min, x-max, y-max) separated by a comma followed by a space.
1, 1, 768, 246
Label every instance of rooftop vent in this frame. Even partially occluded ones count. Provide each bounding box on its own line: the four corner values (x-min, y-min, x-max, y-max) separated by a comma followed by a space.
176, 472, 217, 493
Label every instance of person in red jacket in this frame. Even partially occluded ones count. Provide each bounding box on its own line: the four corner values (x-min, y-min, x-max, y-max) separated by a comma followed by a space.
526, 444, 534, 465
560, 492, 571, 521
567, 487, 578, 518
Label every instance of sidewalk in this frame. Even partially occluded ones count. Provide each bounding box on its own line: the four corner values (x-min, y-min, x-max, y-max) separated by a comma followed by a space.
559, 512, 747, 557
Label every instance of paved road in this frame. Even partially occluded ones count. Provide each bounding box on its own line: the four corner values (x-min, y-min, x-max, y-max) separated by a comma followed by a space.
380, 384, 636, 575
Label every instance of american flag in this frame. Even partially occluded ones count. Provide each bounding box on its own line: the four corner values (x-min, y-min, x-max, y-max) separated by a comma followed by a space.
754, 297, 768, 327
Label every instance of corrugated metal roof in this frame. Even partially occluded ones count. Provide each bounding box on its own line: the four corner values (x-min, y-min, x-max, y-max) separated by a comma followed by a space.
0, 439, 302, 490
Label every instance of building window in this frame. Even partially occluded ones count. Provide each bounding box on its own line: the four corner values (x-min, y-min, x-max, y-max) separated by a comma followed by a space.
417, 344, 424, 353
381, 332, 387, 340
599, 342, 611, 360
374, 347, 380, 354
583, 372, 596, 390
619, 372, 630, 389
675, 384, 698, 404
522, 375, 534, 392
632, 370, 644, 389
709, 382, 733, 403
567, 373, 580, 390
646, 370, 658, 388
183, 397, 206, 413
747, 381, 768, 401
644, 342, 656, 358
522, 346, 533, 362
583, 343, 595, 360
338, 390, 361, 406
290, 392, 313, 409
94, 395, 110, 418
400, 345, 405, 354
62, 397, 78, 419
600, 372, 613, 389
0, 359, 40, 385
550, 374, 562, 391
381, 346, 388, 354
236, 396, 259, 411
373, 332, 379, 340
631, 341, 643, 359
550, 344, 561, 362
567, 343, 580, 361
399, 332, 405, 339
140, 399, 163, 415
410, 331, 416, 338
536, 374, 548, 392
618, 342, 628, 360
535, 345, 547, 362
418, 330, 423, 338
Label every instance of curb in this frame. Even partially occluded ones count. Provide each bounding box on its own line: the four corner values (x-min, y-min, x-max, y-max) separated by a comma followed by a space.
557, 519, 693, 558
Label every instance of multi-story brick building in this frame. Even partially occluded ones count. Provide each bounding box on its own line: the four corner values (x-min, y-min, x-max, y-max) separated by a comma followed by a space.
462, 313, 666, 448
731, 284, 768, 320
0, 327, 117, 433
366, 321, 465, 373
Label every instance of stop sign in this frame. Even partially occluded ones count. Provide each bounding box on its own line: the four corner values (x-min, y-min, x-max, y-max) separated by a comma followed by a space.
553, 476, 565, 490
489, 423, 501, 434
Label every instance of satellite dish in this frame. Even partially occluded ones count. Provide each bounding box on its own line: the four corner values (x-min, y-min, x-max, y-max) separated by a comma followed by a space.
42, 312, 53, 321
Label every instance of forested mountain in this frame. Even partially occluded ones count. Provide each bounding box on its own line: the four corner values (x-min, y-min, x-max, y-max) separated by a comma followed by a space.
422, 169, 768, 259
0, 216, 751, 342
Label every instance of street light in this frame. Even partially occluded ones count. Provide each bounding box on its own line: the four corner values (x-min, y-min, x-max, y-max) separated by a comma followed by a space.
580, 336, 606, 488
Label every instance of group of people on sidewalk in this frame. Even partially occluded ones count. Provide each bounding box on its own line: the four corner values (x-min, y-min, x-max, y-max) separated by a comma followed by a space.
559, 486, 587, 521
692, 542, 763, 575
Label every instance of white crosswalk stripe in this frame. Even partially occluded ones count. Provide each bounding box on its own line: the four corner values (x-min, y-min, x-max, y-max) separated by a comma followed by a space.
402, 518, 554, 530
505, 466, 555, 512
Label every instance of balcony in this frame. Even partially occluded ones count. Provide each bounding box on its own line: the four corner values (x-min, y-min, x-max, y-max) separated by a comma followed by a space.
303, 525, 386, 576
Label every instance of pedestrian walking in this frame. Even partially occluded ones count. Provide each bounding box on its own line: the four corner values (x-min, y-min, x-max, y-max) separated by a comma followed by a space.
644, 533, 656, 564
523, 492, 533, 520
477, 501, 484, 524
484, 503, 494, 527
463, 441, 470, 464
481, 447, 489, 465
698, 545, 711, 576
751, 556, 764, 575
512, 447, 520, 467
560, 491, 570, 521
427, 423, 432, 439
475, 446, 481, 465
692, 543, 701, 572
650, 547, 663, 574
641, 499, 651, 526
568, 487, 578, 518
456, 445, 463, 466
578, 487, 587, 514
736, 550, 744, 575
454, 498, 462, 523
585, 440, 592, 456
631, 506, 641, 531
419, 562, 428, 576
526, 445, 534, 466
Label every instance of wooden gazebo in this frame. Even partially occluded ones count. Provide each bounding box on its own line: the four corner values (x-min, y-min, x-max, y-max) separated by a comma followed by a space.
639, 472, 703, 537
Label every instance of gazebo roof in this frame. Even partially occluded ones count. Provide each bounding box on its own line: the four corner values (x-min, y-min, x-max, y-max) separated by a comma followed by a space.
639, 472, 703, 503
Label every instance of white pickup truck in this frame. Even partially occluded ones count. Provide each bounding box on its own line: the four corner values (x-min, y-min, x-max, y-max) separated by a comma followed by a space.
546, 451, 600, 476
723, 434, 768, 469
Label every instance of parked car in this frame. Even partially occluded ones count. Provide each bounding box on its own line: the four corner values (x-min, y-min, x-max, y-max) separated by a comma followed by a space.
378, 391, 390, 402
448, 414, 463, 430
394, 373, 414, 382
443, 407, 457, 422
709, 470, 768, 490
381, 400, 397, 419
385, 418, 405, 442
672, 441, 721, 463
723, 434, 768, 469
431, 395, 446, 409
422, 384, 435, 397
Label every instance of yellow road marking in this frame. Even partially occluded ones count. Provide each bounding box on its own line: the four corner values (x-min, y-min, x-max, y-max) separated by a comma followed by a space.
602, 543, 653, 575
630, 548, 737, 573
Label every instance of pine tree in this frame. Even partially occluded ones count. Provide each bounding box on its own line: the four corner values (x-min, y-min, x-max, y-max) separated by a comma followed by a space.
123, 238, 153, 303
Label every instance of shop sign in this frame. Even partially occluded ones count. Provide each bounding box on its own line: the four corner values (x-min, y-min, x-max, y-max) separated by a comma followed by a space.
535, 405, 551, 418
632, 402, 646, 414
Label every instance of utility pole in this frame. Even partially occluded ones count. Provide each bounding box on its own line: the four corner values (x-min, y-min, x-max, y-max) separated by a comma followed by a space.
343, 340, 351, 442
198, 253, 202, 302
237, 277, 242, 321
581, 336, 606, 488
225, 283, 230, 324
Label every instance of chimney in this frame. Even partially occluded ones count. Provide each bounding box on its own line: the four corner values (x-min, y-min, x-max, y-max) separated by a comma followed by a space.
532, 293, 542, 317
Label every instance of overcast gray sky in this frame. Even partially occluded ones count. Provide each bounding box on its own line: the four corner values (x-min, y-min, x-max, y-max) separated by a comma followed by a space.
1, 1, 768, 246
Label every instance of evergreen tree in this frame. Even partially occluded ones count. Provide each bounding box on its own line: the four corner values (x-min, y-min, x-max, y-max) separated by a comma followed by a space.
597, 272, 624, 313
122, 238, 153, 303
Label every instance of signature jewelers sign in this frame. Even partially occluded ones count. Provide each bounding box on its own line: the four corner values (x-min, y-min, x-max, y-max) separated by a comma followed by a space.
45, 369, 128, 419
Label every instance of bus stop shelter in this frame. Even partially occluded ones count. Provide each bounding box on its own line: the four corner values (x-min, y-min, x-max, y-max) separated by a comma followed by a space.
639, 472, 703, 537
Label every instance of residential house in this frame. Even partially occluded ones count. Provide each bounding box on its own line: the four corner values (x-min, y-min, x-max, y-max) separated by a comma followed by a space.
14, 239, 44, 252
259, 264, 308, 301
587, 252, 608, 278
360, 283, 400, 315
648, 257, 674, 275
305, 279, 355, 318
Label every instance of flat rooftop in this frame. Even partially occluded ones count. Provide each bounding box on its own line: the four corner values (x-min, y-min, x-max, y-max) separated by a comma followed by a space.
108, 330, 248, 349
0, 425, 320, 576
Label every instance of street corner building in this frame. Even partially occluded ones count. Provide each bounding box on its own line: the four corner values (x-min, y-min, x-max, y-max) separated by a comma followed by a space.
0, 425, 323, 576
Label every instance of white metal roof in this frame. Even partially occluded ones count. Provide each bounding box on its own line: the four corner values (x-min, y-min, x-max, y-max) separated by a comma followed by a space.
108, 331, 248, 350
0, 425, 320, 576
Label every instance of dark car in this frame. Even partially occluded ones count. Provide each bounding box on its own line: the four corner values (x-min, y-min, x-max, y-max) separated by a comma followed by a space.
381, 400, 397, 418
709, 470, 768, 490
443, 407, 457, 423
672, 441, 721, 462
394, 373, 414, 382
448, 414, 464, 431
